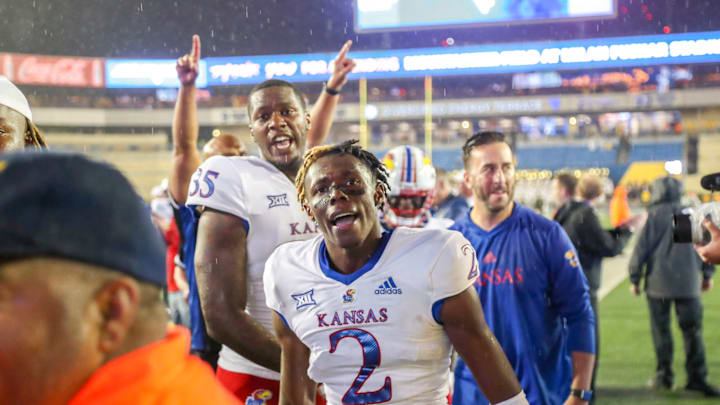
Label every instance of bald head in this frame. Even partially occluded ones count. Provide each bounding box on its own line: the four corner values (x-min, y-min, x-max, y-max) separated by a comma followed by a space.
201, 134, 247, 161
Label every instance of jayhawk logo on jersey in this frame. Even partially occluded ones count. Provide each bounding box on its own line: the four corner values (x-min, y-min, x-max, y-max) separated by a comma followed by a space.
564, 250, 579, 268
343, 289, 356, 303
245, 389, 273, 405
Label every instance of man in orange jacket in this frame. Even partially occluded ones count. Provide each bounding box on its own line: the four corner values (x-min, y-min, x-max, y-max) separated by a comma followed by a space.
0, 152, 240, 405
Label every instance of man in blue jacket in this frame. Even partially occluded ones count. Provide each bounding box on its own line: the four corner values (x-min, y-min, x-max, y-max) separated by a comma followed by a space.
451, 131, 596, 405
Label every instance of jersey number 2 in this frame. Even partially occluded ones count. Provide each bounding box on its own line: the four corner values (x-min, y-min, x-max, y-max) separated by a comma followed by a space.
329, 328, 391, 404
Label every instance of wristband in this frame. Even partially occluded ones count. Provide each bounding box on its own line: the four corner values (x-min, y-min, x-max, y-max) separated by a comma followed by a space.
324, 82, 340, 95
570, 389, 593, 401
493, 391, 528, 405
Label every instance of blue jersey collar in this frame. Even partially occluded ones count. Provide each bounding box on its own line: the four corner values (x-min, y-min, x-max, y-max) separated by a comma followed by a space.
318, 231, 393, 285
465, 202, 518, 236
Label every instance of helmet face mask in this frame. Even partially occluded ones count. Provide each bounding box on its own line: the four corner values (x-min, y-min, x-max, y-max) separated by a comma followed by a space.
387, 194, 427, 212
381, 145, 436, 228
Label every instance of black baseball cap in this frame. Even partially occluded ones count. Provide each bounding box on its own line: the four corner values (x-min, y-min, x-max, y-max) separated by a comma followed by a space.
0, 151, 166, 286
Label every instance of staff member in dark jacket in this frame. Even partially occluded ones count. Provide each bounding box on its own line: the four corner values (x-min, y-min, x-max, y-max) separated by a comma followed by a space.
629, 175, 718, 397
553, 173, 643, 402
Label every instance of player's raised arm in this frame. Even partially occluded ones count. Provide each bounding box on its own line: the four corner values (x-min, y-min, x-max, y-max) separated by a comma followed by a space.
273, 312, 317, 405
306, 40, 356, 148
441, 288, 527, 405
170, 34, 202, 204
194, 207, 281, 372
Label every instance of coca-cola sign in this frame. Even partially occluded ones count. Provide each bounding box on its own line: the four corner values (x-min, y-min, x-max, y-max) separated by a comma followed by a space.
0, 53, 105, 88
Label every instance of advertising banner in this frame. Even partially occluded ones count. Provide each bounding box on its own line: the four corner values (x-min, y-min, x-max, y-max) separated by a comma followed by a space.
0, 53, 105, 87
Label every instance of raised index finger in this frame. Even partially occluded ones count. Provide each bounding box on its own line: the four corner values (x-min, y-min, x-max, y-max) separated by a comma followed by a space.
336, 40, 352, 61
191, 34, 201, 63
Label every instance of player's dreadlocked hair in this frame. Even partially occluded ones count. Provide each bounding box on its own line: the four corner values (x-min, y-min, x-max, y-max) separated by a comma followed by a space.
25, 119, 46, 149
295, 139, 390, 217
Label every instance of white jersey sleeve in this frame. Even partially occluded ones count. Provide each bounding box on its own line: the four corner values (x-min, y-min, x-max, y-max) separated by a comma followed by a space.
429, 231, 479, 306
186, 155, 248, 220
264, 247, 284, 318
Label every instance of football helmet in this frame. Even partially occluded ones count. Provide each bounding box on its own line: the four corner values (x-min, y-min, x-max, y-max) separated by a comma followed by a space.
381, 145, 436, 228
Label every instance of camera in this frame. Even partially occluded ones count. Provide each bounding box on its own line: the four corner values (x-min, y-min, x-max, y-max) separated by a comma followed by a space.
673, 172, 720, 244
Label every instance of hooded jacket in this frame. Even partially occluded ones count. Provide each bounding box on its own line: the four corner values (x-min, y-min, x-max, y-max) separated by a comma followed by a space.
554, 200, 632, 296
628, 176, 715, 298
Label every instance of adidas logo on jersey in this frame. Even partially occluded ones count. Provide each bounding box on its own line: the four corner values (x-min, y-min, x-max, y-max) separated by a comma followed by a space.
482, 251, 496, 264
375, 277, 402, 295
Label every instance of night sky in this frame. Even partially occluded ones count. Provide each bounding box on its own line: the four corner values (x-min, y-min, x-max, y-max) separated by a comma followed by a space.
0, 0, 717, 58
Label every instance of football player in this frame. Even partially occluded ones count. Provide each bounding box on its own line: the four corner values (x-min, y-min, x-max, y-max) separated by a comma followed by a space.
265, 140, 528, 405
380, 145, 452, 230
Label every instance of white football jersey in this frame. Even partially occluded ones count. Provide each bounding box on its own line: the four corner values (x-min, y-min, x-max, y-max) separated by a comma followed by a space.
264, 227, 479, 404
187, 155, 319, 379
425, 216, 453, 229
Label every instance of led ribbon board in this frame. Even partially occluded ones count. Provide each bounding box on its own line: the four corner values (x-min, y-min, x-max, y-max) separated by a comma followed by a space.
106, 30, 720, 88
106, 60, 208, 88
204, 30, 720, 85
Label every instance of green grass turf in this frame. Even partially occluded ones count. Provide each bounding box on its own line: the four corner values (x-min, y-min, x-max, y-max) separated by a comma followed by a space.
596, 278, 720, 404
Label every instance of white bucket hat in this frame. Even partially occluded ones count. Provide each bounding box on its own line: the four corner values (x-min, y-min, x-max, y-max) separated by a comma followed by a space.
0, 75, 32, 121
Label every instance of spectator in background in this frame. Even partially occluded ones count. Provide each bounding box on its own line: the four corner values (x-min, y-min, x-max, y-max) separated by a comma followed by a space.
553, 173, 644, 403
0, 152, 239, 405
164, 218, 187, 327
616, 132, 631, 164
150, 181, 190, 328
551, 172, 578, 218
450, 169, 474, 207
0, 75, 46, 151
629, 176, 718, 397
609, 185, 631, 227
201, 133, 246, 160
150, 179, 173, 231
433, 167, 470, 222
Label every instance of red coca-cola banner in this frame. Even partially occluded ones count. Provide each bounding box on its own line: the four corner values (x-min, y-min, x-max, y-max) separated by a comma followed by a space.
0, 53, 105, 88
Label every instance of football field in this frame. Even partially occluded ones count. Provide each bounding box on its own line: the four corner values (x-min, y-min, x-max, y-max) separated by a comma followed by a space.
595, 253, 720, 405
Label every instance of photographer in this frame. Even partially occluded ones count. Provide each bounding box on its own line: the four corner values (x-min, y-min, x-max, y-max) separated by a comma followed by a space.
628, 176, 718, 397
693, 172, 720, 264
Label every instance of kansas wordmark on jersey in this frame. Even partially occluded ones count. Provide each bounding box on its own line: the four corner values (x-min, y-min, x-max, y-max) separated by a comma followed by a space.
264, 227, 479, 405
